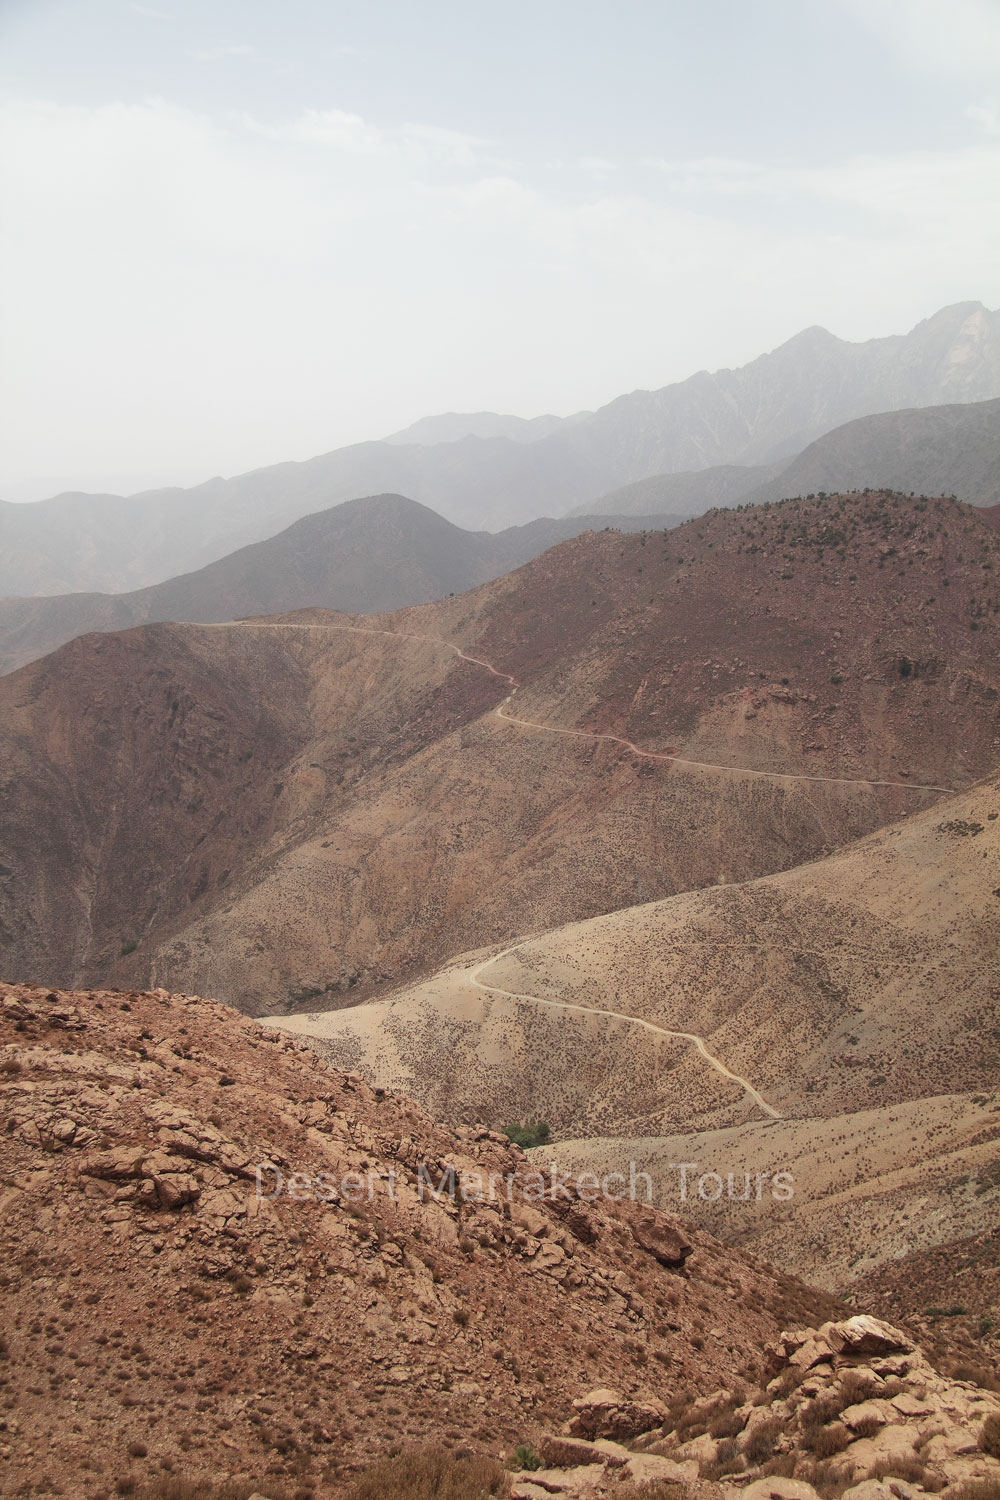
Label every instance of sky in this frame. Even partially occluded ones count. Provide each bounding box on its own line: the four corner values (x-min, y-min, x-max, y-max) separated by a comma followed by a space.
1, 0, 999, 498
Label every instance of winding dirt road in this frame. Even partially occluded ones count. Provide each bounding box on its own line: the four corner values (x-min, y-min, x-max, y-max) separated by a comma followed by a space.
211, 616, 952, 1122
467, 944, 784, 1122
210, 618, 955, 795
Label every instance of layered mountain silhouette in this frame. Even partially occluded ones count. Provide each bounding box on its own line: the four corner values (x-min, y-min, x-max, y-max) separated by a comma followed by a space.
2, 301, 997, 597
587, 396, 1000, 517
0, 496, 679, 677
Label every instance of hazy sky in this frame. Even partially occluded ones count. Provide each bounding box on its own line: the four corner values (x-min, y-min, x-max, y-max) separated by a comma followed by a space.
2, 0, 999, 496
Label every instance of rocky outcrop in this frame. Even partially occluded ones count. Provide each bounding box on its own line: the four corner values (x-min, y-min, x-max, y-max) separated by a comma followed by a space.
512, 1315, 1000, 1499
630, 1212, 693, 1267
567, 1387, 669, 1441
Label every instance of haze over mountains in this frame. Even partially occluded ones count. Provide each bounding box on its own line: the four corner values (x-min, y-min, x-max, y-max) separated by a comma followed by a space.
0, 496, 677, 678
587, 395, 1000, 518
2, 300, 997, 599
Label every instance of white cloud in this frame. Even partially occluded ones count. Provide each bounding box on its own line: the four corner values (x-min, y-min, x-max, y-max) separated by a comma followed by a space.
189, 44, 254, 64
263, 109, 484, 167
840, 0, 1000, 83
130, 3, 170, 17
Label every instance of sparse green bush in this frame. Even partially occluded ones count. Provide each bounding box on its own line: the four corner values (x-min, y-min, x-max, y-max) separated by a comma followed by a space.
511, 1443, 542, 1471
504, 1122, 551, 1149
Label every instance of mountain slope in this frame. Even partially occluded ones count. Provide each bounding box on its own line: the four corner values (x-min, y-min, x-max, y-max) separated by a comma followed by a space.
0, 494, 680, 678
745, 396, 1000, 510
270, 770, 1000, 1290
0, 436, 607, 596
3, 302, 997, 596
273, 777, 1000, 1138
568, 462, 786, 519
2, 491, 998, 1015
547, 300, 1000, 481
1, 977, 842, 1495
578, 394, 1000, 520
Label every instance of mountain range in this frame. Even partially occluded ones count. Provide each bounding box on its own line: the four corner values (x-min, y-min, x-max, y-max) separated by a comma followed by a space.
586, 395, 1000, 518
2, 300, 997, 598
4, 489, 997, 1014
0, 496, 677, 678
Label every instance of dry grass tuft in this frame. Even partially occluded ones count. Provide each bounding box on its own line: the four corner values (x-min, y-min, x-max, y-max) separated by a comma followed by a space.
743, 1416, 784, 1465
343, 1447, 510, 1500
615, 1486, 691, 1500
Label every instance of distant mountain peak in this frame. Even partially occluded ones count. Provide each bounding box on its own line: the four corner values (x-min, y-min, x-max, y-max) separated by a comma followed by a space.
384, 409, 587, 447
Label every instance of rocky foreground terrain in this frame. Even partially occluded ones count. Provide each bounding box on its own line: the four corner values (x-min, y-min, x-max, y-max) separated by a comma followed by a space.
0, 977, 840, 1497
3, 979, 1000, 1500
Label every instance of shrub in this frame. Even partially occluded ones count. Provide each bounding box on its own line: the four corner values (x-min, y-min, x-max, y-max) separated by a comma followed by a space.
759, 1455, 797, 1479
768, 1366, 806, 1402
870, 1457, 930, 1485
344, 1447, 510, 1499
838, 1370, 875, 1404
808, 1422, 852, 1459
744, 1416, 784, 1464
615, 1487, 690, 1500
120, 941, 138, 957
709, 1410, 746, 1440
981, 1415, 1000, 1458
504, 1122, 551, 1149
800, 1394, 846, 1436
701, 1437, 744, 1479
949, 1363, 1000, 1392
511, 1443, 542, 1471
949, 1483, 1000, 1500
